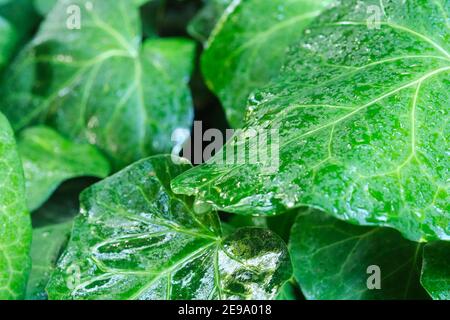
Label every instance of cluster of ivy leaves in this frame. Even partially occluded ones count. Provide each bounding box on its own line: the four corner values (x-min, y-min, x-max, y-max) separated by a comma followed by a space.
0, 0, 448, 300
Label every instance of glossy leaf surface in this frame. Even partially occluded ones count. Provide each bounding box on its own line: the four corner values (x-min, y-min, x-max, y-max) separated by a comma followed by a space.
173, 0, 450, 241
200, 0, 332, 127
47, 156, 291, 300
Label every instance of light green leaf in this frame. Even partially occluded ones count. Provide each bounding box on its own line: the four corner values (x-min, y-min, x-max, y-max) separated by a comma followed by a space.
19, 126, 111, 211
47, 155, 292, 300
1, 0, 195, 169
421, 241, 450, 300
199, 0, 333, 127
26, 221, 72, 300
173, 0, 450, 241
289, 210, 430, 300
0, 112, 31, 299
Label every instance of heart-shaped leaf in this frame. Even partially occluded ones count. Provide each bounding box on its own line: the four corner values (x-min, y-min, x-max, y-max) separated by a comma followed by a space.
47, 155, 292, 300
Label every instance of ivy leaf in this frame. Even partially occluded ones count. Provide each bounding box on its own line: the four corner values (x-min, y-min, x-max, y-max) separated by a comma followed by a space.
421, 241, 450, 300
18, 126, 111, 211
199, 0, 332, 127
0, 0, 195, 169
46, 155, 292, 300
289, 210, 430, 300
0, 112, 31, 299
173, 0, 450, 241
26, 221, 72, 300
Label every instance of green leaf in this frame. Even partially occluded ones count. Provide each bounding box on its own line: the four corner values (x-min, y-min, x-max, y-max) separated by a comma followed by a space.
0, 112, 31, 299
199, 0, 332, 127
1, 0, 195, 169
26, 221, 72, 300
173, 0, 450, 241
18, 126, 111, 211
289, 210, 430, 300
421, 241, 450, 300
47, 155, 292, 300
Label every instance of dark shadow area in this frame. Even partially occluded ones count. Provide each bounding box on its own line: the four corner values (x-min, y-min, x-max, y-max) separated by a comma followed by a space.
32, 177, 100, 228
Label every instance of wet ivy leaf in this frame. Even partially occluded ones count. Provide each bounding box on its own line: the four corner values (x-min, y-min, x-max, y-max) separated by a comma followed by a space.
173, 0, 450, 241
199, 0, 332, 127
26, 221, 72, 300
18, 126, 111, 211
289, 210, 430, 300
0, 0, 195, 169
421, 241, 450, 300
47, 155, 292, 300
0, 113, 31, 299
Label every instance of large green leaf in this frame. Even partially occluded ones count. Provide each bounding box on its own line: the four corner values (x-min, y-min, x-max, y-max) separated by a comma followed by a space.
19, 126, 111, 211
0, 113, 31, 299
47, 155, 291, 300
173, 0, 450, 241
199, 0, 333, 127
421, 241, 450, 300
0, 0, 195, 169
26, 221, 72, 300
289, 210, 430, 300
